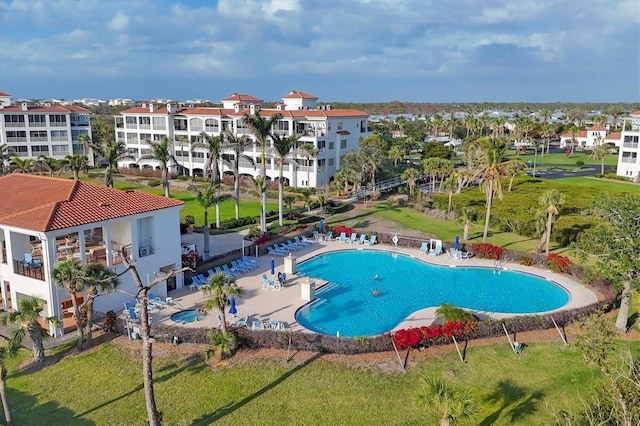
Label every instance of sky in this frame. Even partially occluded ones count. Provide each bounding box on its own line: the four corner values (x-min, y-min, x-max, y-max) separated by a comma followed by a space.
1, 0, 639, 103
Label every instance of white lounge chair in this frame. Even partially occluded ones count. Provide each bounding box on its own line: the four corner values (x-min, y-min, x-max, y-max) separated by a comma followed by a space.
345, 233, 358, 243
355, 234, 367, 244
419, 242, 429, 255
430, 240, 443, 255
147, 292, 167, 308
262, 274, 276, 290
252, 320, 266, 330
364, 235, 377, 245
336, 232, 347, 243
324, 231, 334, 241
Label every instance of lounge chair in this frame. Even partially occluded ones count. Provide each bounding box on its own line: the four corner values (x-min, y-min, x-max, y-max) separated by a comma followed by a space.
197, 273, 208, 284
304, 234, 318, 245
123, 302, 140, 322
189, 276, 202, 291
206, 269, 216, 278
238, 258, 256, 271
419, 242, 429, 255
430, 240, 443, 255
148, 292, 167, 308
278, 243, 293, 255
295, 236, 311, 247
335, 232, 347, 243
235, 316, 248, 327
243, 255, 259, 267
364, 235, 377, 245
223, 264, 240, 277
312, 231, 322, 242
285, 240, 301, 251
252, 320, 265, 330
268, 246, 287, 257
231, 260, 249, 273
262, 274, 276, 290
136, 298, 158, 312
345, 233, 358, 243
23, 253, 42, 268
269, 320, 284, 331
355, 234, 367, 244
324, 231, 333, 241
271, 280, 281, 291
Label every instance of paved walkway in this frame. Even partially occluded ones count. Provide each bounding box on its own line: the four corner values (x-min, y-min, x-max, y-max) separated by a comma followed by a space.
152, 238, 598, 335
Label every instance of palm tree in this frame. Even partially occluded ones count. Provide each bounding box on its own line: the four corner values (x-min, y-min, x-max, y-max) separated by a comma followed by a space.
536, 189, 565, 255
0, 297, 50, 364
0, 144, 13, 176
200, 272, 244, 334
189, 183, 232, 259
37, 155, 63, 177
10, 157, 33, 173
82, 263, 119, 346
52, 258, 87, 351
243, 111, 282, 234
435, 303, 474, 322
271, 133, 298, 226
143, 137, 177, 197
457, 208, 477, 241
441, 175, 457, 213
591, 139, 609, 175
299, 143, 318, 188
64, 154, 89, 180
388, 144, 404, 167
476, 137, 508, 242
503, 158, 527, 192
0, 339, 19, 426
222, 130, 254, 219
402, 167, 419, 198
360, 135, 387, 193
416, 376, 476, 426
567, 124, 580, 157
197, 132, 222, 183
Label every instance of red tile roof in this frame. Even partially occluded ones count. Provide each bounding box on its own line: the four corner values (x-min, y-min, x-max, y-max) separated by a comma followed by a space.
605, 132, 621, 140
1, 105, 90, 113
586, 126, 607, 131
120, 106, 368, 119
282, 90, 318, 100
631, 111, 640, 116
0, 174, 183, 232
221, 93, 263, 103
0, 91, 10, 96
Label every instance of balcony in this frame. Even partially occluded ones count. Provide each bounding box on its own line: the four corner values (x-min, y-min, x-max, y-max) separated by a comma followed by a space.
13, 259, 45, 281
621, 157, 637, 163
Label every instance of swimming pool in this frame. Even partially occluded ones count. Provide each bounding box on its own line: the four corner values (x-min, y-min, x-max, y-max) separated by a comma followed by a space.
170, 309, 205, 323
295, 250, 569, 337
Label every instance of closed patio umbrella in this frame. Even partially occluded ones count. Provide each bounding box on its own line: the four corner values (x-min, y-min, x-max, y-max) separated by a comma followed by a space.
454, 235, 460, 251
270, 258, 275, 279
319, 219, 324, 234
229, 296, 238, 317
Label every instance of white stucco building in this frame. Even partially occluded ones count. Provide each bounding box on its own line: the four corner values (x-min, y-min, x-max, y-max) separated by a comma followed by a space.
617, 111, 640, 182
0, 91, 93, 164
115, 90, 371, 188
0, 174, 184, 337
559, 126, 621, 149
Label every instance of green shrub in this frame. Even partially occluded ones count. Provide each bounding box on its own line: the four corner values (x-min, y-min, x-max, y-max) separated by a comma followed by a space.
603, 173, 632, 182
297, 215, 321, 225
216, 216, 256, 230
325, 202, 349, 215
575, 160, 585, 167
147, 179, 161, 187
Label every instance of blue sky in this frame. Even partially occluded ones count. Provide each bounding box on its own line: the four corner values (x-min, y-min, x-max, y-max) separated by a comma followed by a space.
1, 0, 638, 103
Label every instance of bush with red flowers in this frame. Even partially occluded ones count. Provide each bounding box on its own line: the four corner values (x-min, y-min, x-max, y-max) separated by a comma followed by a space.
253, 234, 270, 245
331, 225, 355, 237
470, 243, 503, 260
546, 253, 572, 273
390, 321, 477, 350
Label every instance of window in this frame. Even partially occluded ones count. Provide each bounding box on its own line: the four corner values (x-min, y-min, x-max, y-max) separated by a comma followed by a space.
623, 135, 639, 148
190, 118, 203, 132
49, 114, 67, 126
71, 129, 88, 141
205, 118, 219, 132
140, 133, 152, 143
192, 151, 205, 159
51, 145, 69, 155
126, 133, 137, 144
12, 145, 28, 156
117, 132, 125, 142
328, 141, 334, 150
125, 116, 137, 129
28, 114, 46, 127
337, 122, 343, 131
50, 130, 68, 141
115, 117, 124, 128
4, 115, 25, 127
621, 152, 637, 163
6, 131, 27, 142
328, 158, 334, 166
139, 116, 151, 129
340, 139, 347, 149
153, 134, 163, 142
190, 135, 203, 143
152, 117, 166, 130
318, 140, 326, 150
30, 130, 48, 141
275, 121, 290, 131
32, 145, 49, 154
174, 118, 187, 131
317, 159, 325, 171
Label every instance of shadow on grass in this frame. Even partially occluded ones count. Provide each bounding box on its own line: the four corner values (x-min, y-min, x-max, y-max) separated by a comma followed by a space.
191, 353, 323, 425
479, 380, 544, 425
11, 388, 95, 426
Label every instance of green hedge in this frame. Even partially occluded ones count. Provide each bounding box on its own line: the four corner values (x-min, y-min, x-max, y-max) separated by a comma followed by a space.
215, 216, 256, 230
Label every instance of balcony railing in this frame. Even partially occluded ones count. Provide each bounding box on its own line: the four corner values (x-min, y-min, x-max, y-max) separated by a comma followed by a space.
621, 157, 637, 163
13, 260, 45, 281
623, 142, 639, 149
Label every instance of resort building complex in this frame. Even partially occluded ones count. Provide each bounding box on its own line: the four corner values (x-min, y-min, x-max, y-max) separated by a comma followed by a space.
0, 91, 93, 163
0, 174, 184, 337
559, 126, 621, 149
116, 90, 371, 188
618, 111, 640, 181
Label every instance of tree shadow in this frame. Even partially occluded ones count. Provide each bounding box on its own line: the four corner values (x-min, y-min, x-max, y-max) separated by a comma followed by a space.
479, 380, 545, 425
190, 353, 323, 425
10, 388, 95, 425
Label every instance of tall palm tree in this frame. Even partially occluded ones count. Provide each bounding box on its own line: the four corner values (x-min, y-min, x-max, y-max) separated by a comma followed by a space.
82, 263, 119, 346
591, 138, 609, 175
189, 183, 232, 259
197, 132, 222, 183
142, 137, 177, 197
223, 130, 254, 219
52, 258, 87, 351
416, 376, 476, 426
299, 143, 318, 188
64, 154, 89, 180
503, 158, 527, 192
243, 111, 282, 234
536, 189, 565, 255
271, 133, 298, 226
567, 124, 580, 156
37, 155, 64, 177
0, 339, 19, 426
458, 207, 477, 241
360, 134, 387, 192
10, 157, 33, 173
0, 297, 50, 364
200, 272, 244, 334
0, 144, 13, 176
402, 167, 419, 198
476, 137, 508, 242
441, 175, 457, 213
388, 144, 404, 167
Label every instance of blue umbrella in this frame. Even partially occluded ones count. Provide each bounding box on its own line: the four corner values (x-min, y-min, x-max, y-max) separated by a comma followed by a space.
319, 219, 324, 234
454, 235, 460, 250
270, 258, 275, 277
229, 296, 238, 317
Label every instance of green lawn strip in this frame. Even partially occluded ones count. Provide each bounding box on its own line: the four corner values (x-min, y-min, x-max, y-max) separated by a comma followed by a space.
9, 342, 639, 425
504, 151, 618, 166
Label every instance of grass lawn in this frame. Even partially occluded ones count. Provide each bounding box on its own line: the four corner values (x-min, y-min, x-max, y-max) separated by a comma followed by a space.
7, 340, 639, 425
504, 150, 618, 167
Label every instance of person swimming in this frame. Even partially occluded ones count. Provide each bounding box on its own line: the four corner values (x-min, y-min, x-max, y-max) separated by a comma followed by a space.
372, 288, 380, 296
373, 274, 379, 280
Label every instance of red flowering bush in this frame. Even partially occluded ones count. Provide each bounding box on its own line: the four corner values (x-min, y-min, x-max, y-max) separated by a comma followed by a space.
253, 234, 270, 245
470, 243, 503, 260
391, 321, 477, 349
331, 225, 355, 237
546, 253, 572, 273
182, 250, 201, 267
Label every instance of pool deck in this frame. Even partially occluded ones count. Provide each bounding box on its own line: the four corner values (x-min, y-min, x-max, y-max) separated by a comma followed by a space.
151, 239, 598, 335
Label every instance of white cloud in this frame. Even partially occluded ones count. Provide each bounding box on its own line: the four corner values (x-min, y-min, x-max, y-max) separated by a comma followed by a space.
107, 11, 129, 31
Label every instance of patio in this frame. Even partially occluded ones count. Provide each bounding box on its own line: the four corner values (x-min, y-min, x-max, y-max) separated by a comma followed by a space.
148, 237, 599, 335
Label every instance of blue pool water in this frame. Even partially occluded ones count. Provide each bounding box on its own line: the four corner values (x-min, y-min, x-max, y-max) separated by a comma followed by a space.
170, 309, 205, 323
295, 250, 570, 337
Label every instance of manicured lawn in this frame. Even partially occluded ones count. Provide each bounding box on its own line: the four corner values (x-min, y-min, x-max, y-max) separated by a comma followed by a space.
7, 340, 639, 425
504, 150, 618, 166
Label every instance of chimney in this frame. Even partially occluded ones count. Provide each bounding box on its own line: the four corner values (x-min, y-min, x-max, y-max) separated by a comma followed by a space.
167, 103, 175, 113
234, 104, 240, 113
149, 102, 155, 113
21, 102, 28, 111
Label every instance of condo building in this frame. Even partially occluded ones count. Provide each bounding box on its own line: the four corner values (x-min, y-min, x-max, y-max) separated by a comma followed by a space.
617, 111, 640, 182
116, 90, 371, 188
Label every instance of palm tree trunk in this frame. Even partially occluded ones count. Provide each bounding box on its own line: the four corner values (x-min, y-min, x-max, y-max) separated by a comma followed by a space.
139, 297, 160, 426
71, 294, 85, 351
463, 220, 470, 241
0, 368, 13, 426
601, 158, 605, 175
615, 281, 631, 331
482, 189, 493, 242
306, 158, 311, 187
219, 307, 228, 334
162, 168, 169, 197
508, 175, 515, 192
544, 212, 554, 255
261, 150, 267, 234
104, 167, 111, 187
83, 295, 96, 347
447, 191, 453, 213
28, 323, 45, 364
234, 169, 240, 220
278, 176, 284, 226
204, 209, 210, 260
536, 229, 547, 253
